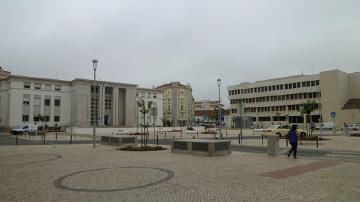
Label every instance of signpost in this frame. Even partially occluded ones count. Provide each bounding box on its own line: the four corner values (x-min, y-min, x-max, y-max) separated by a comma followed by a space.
331, 112, 336, 135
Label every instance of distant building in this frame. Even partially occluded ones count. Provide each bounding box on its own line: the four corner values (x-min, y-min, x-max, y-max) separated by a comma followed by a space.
0, 67, 11, 79
136, 88, 163, 127
155, 82, 194, 126
0, 68, 137, 128
227, 69, 360, 128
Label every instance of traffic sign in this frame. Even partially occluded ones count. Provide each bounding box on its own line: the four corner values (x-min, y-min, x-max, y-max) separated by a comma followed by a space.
331, 112, 336, 119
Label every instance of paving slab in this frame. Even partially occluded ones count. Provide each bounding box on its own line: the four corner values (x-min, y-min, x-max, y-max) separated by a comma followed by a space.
0, 144, 359, 202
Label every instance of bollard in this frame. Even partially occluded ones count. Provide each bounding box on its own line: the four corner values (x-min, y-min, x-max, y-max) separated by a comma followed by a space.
156, 134, 159, 146
261, 134, 264, 146
43, 133, 46, 145
316, 135, 319, 148
70, 134, 73, 144
181, 131, 182, 138
16, 134, 18, 145
197, 131, 199, 138
165, 132, 167, 140
238, 134, 240, 144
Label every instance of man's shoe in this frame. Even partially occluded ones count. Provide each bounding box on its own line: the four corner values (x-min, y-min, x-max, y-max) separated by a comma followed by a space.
294, 156, 298, 159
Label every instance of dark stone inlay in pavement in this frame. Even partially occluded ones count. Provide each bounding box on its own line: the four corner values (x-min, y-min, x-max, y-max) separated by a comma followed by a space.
54, 166, 175, 192
0, 153, 62, 166
259, 160, 341, 179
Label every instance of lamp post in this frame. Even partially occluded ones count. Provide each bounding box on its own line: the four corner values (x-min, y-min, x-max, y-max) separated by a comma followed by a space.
92, 59, 98, 148
217, 78, 222, 139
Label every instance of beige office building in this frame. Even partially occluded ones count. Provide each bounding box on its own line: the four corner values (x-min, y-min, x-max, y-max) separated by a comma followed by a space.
155, 82, 194, 126
228, 69, 360, 128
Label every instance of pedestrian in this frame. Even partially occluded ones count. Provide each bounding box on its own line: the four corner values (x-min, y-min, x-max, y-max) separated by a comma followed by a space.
286, 124, 302, 159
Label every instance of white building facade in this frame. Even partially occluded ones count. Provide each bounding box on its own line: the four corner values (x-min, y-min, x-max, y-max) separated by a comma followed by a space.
135, 88, 164, 127
0, 75, 72, 128
0, 72, 138, 128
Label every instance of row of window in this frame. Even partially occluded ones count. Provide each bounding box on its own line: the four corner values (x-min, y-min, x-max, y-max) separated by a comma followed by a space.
136, 92, 158, 98
22, 115, 60, 122
24, 82, 61, 91
232, 103, 319, 114
229, 80, 320, 95
230, 92, 320, 104
23, 96, 61, 106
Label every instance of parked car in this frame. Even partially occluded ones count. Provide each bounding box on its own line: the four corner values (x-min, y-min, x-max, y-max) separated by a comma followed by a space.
315, 122, 335, 130
264, 125, 307, 138
340, 123, 360, 131
11, 124, 38, 135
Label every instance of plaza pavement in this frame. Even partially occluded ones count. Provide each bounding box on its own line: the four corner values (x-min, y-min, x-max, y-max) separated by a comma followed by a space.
1, 132, 359, 201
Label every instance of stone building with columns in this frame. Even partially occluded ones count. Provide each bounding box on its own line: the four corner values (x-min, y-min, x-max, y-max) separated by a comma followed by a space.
0, 68, 137, 128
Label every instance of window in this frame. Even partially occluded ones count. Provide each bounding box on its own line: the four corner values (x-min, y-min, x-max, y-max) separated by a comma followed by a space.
311, 81, 315, 86
147, 93, 151, 98
54, 116, 60, 122
55, 99, 61, 106
24, 82, 31, 89
54, 85, 61, 91
33, 116, 39, 122
23, 95, 30, 105
316, 80, 320, 86
302, 81, 306, 87
285, 84, 288, 89
292, 83, 296, 88
153, 93, 157, 98
22, 115, 29, 122
44, 99, 51, 106
34, 83, 41, 89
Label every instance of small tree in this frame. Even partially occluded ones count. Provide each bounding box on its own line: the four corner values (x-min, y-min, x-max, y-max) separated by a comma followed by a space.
299, 100, 317, 136
137, 99, 153, 148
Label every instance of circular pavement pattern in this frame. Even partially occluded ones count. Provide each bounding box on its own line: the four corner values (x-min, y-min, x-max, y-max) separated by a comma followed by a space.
0, 153, 62, 166
54, 166, 175, 192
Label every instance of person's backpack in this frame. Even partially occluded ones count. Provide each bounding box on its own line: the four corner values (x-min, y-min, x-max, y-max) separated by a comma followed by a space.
288, 130, 298, 144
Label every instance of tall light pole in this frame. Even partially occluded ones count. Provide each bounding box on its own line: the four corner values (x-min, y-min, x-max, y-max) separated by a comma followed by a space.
217, 78, 222, 139
92, 59, 98, 148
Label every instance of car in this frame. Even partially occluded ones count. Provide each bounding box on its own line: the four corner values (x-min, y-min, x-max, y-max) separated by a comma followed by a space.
11, 124, 38, 135
315, 122, 335, 130
264, 125, 307, 138
340, 123, 360, 131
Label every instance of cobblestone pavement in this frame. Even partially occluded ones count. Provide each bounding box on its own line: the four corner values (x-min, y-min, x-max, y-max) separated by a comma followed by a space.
0, 143, 359, 202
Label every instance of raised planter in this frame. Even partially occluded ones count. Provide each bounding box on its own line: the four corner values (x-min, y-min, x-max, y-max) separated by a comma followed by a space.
101, 135, 137, 147
171, 139, 231, 156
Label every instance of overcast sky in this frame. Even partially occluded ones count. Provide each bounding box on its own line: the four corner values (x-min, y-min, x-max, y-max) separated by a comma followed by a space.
1, 0, 359, 106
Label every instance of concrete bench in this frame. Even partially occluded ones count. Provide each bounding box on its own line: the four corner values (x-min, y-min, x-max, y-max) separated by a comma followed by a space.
101, 135, 137, 147
171, 139, 231, 156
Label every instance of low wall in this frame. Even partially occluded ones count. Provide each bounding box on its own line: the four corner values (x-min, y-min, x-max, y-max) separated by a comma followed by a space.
66, 126, 205, 135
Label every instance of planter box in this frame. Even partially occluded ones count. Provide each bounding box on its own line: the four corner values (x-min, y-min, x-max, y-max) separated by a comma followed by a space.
101, 135, 137, 147
171, 139, 231, 156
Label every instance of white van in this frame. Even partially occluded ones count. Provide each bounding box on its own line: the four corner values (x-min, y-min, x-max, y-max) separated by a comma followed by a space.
316, 122, 335, 130
11, 124, 38, 135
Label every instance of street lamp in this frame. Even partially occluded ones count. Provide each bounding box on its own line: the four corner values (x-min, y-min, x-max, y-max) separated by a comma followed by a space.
92, 59, 98, 148
217, 78, 222, 139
